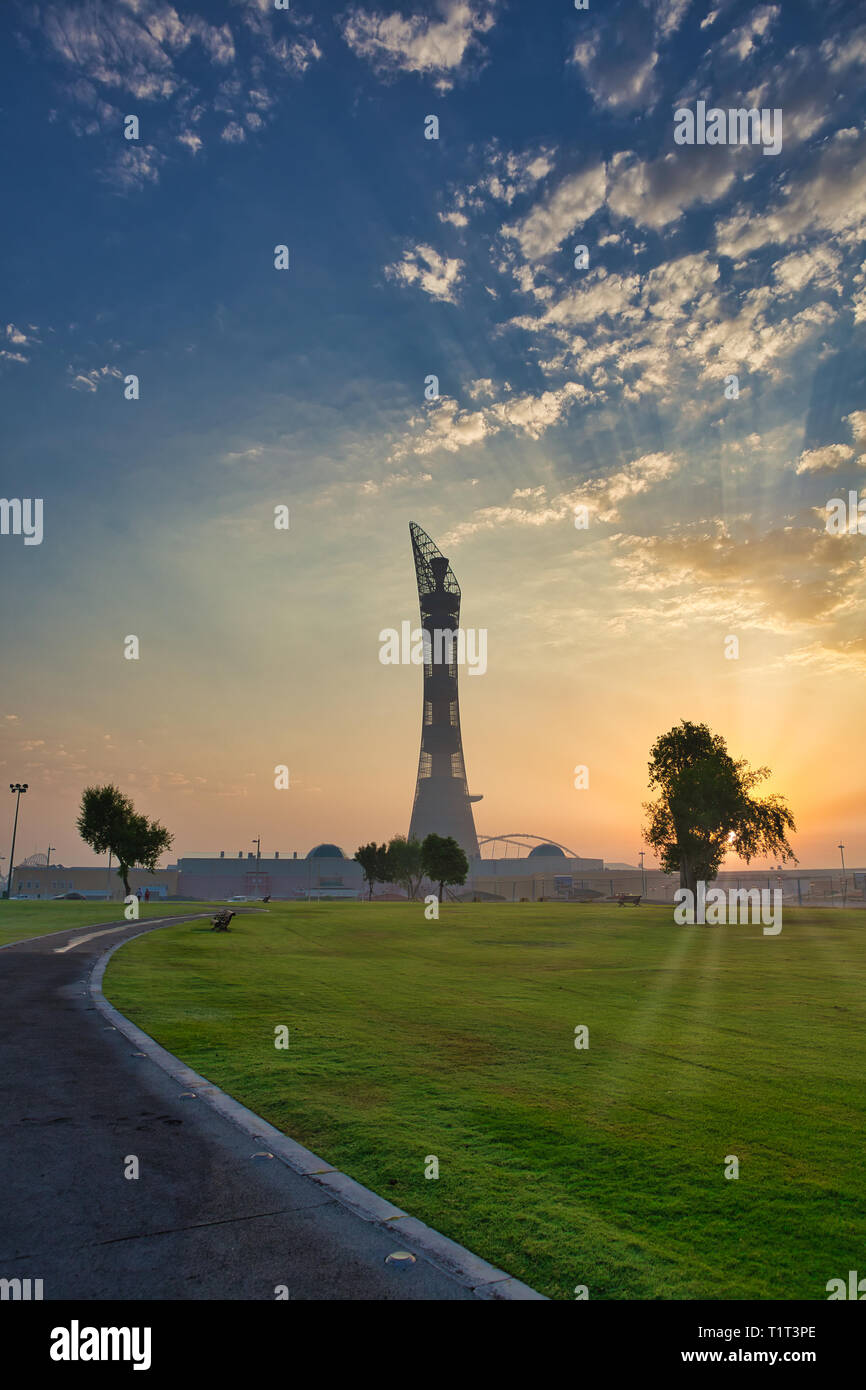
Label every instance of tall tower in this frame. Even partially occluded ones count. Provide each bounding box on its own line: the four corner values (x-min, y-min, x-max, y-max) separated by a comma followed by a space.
408, 522, 481, 859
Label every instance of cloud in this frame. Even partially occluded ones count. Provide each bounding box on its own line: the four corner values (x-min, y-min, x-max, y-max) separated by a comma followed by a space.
770, 245, 842, 296
270, 35, 323, 74
795, 444, 856, 475
590, 451, 680, 521
359, 469, 433, 495
502, 163, 605, 259
509, 268, 643, 331
718, 4, 779, 62
6, 323, 34, 346
390, 381, 589, 461
385, 244, 465, 303
607, 147, 739, 231
220, 121, 246, 143
435, 143, 556, 235
67, 365, 124, 392
716, 129, 866, 258
442, 451, 681, 544
104, 144, 164, 188
820, 24, 866, 75
570, 5, 660, 113
653, 0, 692, 39
391, 398, 487, 458
844, 411, 866, 450
32, 1, 236, 99
611, 519, 866, 666
339, 1, 496, 90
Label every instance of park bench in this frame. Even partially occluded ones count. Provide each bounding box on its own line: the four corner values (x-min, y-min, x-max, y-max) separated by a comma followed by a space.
610, 895, 641, 907
211, 908, 236, 931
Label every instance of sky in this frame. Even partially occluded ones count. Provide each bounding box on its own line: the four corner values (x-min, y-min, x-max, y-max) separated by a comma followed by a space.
1, 0, 864, 873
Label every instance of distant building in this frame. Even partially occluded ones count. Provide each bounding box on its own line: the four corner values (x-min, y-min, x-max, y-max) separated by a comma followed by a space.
175, 844, 363, 900
467, 841, 605, 901
9, 863, 178, 901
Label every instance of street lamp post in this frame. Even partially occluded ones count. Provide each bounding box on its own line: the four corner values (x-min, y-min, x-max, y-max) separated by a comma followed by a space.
638, 850, 647, 898
5, 784, 29, 899
252, 836, 261, 893
839, 842, 847, 908
46, 845, 55, 867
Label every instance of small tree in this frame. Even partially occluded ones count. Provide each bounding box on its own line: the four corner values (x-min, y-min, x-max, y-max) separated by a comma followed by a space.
354, 841, 390, 900
77, 784, 173, 897
421, 833, 468, 903
386, 834, 425, 900
643, 721, 797, 895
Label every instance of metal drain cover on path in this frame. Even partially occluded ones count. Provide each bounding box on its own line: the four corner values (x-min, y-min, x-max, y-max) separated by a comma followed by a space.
385, 1251, 417, 1268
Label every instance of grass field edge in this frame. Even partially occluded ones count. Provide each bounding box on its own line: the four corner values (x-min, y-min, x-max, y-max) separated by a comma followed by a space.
90, 923, 547, 1302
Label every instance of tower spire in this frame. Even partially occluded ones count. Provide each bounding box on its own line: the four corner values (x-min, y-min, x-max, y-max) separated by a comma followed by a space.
408, 523, 481, 859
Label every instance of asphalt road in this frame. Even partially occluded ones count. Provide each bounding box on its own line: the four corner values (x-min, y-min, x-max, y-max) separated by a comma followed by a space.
0, 915, 477, 1301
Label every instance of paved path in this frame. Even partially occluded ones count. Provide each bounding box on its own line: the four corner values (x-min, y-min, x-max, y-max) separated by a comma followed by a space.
0, 915, 526, 1301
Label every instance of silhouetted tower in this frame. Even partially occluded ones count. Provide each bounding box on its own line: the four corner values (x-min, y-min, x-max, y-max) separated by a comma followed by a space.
408, 522, 481, 859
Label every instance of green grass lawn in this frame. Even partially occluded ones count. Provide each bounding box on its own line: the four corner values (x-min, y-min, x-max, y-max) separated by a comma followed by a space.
0, 900, 217, 948
102, 901, 865, 1300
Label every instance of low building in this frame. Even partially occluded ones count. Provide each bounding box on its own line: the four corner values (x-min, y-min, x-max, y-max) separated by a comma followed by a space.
176, 844, 364, 900
9, 863, 178, 901
467, 842, 606, 901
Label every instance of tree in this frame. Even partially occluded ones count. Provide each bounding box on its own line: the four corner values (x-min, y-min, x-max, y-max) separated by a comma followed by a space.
421, 833, 468, 903
386, 834, 425, 900
76, 785, 173, 897
643, 721, 797, 895
354, 841, 390, 900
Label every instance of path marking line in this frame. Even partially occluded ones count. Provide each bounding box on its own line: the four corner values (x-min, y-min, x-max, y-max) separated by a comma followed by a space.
53, 919, 171, 953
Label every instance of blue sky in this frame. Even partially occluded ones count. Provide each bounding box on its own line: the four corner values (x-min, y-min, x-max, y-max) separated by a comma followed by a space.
1, 0, 865, 868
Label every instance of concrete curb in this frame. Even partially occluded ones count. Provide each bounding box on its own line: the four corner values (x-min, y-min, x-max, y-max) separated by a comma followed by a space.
89, 921, 547, 1301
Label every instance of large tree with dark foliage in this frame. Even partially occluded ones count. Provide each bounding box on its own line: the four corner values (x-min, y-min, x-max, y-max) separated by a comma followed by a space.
77, 784, 173, 897
421, 833, 468, 903
354, 841, 391, 900
643, 721, 797, 894
386, 834, 425, 900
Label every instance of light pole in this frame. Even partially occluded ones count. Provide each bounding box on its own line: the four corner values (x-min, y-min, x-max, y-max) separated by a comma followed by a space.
252, 836, 261, 892
839, 842, 847, 907
5, 784, 28, 899
638, 849, 647, 898
46, 845, 55, 867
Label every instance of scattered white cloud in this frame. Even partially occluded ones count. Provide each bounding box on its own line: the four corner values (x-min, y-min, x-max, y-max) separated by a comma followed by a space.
339, 0, 496, 90
607, 147, 738, 231
67, 365, 124, 392
719, 4, 779, 62
795, 444, 856, 475
177, 129, 202, 153
385, 244, 465, 303
502, 163, 605, 259
716, 128, 866, 257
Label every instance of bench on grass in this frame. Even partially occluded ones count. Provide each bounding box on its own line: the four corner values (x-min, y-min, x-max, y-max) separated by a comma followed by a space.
211, 908, 236, 931
609, 894, 641, 907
